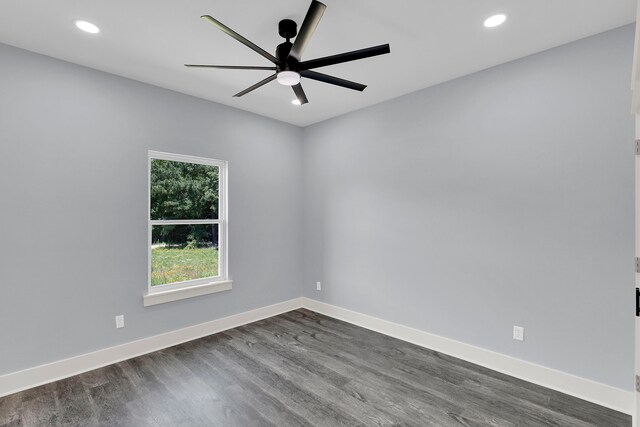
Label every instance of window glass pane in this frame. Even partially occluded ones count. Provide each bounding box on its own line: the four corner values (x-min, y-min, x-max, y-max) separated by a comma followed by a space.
151, 224, 219, 286
150, 159, 218, 220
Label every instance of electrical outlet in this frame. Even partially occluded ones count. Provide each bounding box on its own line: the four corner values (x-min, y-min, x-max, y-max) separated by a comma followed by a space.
316, 281, 321, 291
115, 315, 125, 329
513, 325, 524, 341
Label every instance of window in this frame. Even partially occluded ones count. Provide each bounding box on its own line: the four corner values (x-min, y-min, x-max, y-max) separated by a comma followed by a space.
144, 151, 230, 306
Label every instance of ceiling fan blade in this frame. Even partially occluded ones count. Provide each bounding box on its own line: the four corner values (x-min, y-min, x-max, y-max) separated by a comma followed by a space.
185, 64, 276, 70
288, 0, 327, 62
201, 15, 279, 64
233, 74, 277, 97
299, 44, 390, 70
301, 70, 366, 91
292, 83, 309, 105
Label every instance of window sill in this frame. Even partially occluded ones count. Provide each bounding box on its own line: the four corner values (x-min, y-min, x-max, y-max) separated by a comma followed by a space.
143, 280, 233, 307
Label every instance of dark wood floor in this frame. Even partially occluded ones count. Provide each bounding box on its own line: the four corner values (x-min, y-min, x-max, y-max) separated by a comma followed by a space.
0, 309, 631, 426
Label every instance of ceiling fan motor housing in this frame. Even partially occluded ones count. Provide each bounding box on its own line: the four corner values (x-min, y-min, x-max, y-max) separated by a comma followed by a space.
277, 20, 298, 72
279, 19, 297, 40
276, 41, 295, 71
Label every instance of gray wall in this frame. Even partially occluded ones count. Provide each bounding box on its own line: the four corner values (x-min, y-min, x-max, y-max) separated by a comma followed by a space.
302, 25, 635, 390
0, 43, 304, 375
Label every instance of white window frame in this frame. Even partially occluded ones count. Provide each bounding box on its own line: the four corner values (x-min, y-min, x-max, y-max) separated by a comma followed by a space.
144, 150, 231, 307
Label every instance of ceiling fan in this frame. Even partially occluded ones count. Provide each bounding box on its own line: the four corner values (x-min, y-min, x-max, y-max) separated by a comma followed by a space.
185, 0, 391, 105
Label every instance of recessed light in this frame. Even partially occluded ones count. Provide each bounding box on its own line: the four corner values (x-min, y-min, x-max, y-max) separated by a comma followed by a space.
292, 99, 301, 105
484, 14, 507, 28
74, 20, 100, 34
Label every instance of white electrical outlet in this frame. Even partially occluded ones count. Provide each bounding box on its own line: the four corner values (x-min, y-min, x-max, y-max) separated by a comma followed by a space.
115, 315, 125, 329
513, 325, 524, 341
316, 281, 321, 291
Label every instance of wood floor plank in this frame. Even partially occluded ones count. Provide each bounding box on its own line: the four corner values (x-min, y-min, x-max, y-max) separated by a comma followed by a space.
54, 375, 98, 426
281, 309, 630, 427
245, 318, 466, 425
225, 326, 399, 426
213, 336, 364, 427
0, 309, 631, 427
0, 390, 23, 425
264, 315, 507, 426
202, 342, 320, 426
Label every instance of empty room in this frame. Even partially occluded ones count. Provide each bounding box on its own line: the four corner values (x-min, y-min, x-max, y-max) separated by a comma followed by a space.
1, 0, 639, 426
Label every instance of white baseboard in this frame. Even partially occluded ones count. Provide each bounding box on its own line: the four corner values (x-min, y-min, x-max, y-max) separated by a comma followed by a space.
301, 297, 635, 416
1, 295, 634, 418
0, 297, 304, 398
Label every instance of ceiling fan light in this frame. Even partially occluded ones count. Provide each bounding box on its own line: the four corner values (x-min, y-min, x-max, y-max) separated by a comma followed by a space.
277, 71, 301, 86
292, 99, 301, 105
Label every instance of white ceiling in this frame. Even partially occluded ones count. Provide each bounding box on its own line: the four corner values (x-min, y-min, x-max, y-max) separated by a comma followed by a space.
0, 1, 636, 127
